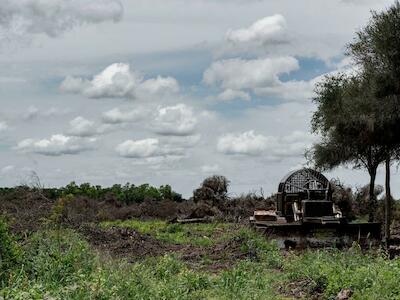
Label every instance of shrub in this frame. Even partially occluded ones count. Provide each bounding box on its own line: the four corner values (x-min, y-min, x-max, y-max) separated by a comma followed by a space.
22, 229, 96, 286
193, 175, 230, 206
0, 217, 22, 285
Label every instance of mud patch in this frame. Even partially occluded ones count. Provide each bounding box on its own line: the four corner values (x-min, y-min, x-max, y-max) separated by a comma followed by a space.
180, 236, 252, 271
78, 224, 180, 260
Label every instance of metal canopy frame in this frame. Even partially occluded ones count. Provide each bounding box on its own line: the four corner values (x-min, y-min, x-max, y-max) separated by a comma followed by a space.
276, 168, 332, 219
278, 168, 330, 194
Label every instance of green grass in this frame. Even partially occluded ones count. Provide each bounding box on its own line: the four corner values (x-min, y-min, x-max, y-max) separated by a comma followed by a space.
282, 247, 400, 299
1, 226, 285, 300
102, 219, 236, 246
2, 218, 400, 299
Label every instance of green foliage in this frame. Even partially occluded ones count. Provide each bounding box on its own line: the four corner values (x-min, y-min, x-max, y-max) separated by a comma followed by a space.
1, 229, 96, 299
236, 228, 283, 269
282, 247, 400, 299
0, 227, 284, 299
214, 260, 282, 300
102, 219, 235, 246
0, 182, 183, 205
193, 175, 230, 206
0, 217, 22, 285
48, 194, 75, 223
59, 182, 182, 204
2, 220, 400, 299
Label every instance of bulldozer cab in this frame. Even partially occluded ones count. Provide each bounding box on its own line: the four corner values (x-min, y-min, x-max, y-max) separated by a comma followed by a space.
276, 168, 341, 224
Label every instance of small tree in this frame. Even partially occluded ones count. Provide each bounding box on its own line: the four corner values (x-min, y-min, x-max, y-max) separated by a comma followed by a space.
193, 175, 230, 207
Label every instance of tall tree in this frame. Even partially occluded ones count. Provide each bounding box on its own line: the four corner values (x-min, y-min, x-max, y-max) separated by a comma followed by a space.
348, 1, 400, 244
310, 73, 387, 222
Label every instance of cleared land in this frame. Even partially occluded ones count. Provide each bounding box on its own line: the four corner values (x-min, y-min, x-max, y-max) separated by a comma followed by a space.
1, 191, 400, 299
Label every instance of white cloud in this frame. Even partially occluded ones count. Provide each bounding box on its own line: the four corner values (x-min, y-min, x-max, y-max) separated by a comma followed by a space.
204, 57, 299, 90
60, 63, 179, 99
253, 57, 360, 102
67, 116, 112, 137
23, 105, 69, 121
217, 130, 270, 156
153, 104, 197, 136
60, 63, 140, 98
0, 121, 8, 132
0, 0, 123, 45
102, 107, 145, 124
67, 116, 96, 137
278, 130, 318, 157
217, 130, 317, 158
116, 138, 183, 158
254, 80, 315, 101
226, 14, 287, 45
216, 89, 251, 101
139, 76, 180, 95
203, 55, 331, 102
201, 164, 220, 173
16, 134, 95, 156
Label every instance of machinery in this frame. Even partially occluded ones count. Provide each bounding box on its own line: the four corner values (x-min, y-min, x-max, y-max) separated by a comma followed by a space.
250, 168, 381, 249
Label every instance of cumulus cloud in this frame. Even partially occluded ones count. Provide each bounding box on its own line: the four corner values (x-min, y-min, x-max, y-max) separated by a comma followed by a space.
153, 104, 197, 136
16, 134, 95, 156
216, 89, 251, 101
60, 63, 179, 99
226, 14, 287, 45
0, 121, 8, 132
203, 56, 322, 102
67, 116, 96, 137
0, 0, 123, 45
102, 107, 145, 124
217, 130, 317, 158
219, 14, 290, 57
139, 76, 180, 95
254, 80, 315, 101
67, 116, 112, 137
204, 57, 299, 90
217, 130, 270, 156
253, 57, 360, 101
116, 138, 184, 158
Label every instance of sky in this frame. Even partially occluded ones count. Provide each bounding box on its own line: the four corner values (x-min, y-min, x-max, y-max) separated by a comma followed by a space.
0, 0, 397, 198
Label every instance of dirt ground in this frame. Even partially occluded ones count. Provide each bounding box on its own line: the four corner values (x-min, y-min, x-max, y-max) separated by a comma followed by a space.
0, 191, 255, 271
77, 223, 252, 271
77, 224, 176, 260
0, 187, 54, 234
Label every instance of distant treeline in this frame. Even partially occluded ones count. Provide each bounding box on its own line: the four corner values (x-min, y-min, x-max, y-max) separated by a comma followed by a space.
0, 182, 183, 204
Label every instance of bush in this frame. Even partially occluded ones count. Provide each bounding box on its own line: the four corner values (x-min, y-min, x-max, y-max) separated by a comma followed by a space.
193, 175, 230, 206
58, 182, 183, 204
23, 229, 96, 286
0, 217, 22, 285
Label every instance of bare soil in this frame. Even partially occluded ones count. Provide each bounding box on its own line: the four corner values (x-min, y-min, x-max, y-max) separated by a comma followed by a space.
77, 223, 251, 271
0, 188, 53, 234
77, 224, 180, 260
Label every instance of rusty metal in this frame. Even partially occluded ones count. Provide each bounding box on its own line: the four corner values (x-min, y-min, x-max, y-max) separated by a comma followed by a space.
250, 168, 382, 249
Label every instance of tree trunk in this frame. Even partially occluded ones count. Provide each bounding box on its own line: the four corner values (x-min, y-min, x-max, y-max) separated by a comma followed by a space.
368, 168, 377, 222
385, 156, 391, 248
